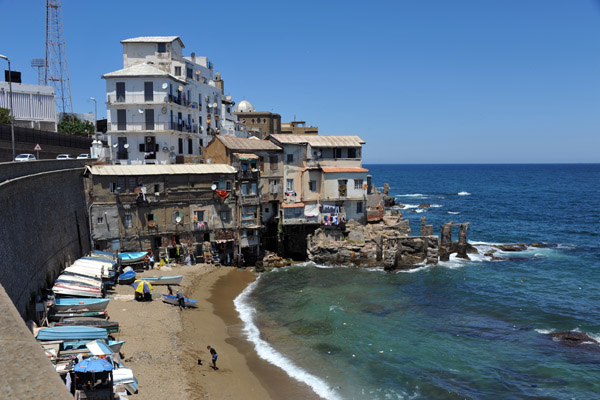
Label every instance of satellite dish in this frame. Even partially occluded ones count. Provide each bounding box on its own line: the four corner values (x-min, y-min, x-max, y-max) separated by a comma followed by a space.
161, 107, 167, 114
124, 143, 130, 149
113, 144, 118, 148
162, 83, 168, 89
316, 151, 322, 157
226, 95, 232, 101
212, 103, 218, 108
175, 216, 182, 223
208, 80, 215, 87
170, 146, 175, 151
211, 184, 217, 191
162, 146, 169, 152
178, 86, 183, 92
138, 108, 144, 114
169, 152, 176, 158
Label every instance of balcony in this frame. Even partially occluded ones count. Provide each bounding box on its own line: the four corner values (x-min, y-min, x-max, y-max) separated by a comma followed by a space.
191, 221, 209, 231
260, 192, 279, 202
238, 169, 260, 180
169, 121, 193, 133
240, 194, 260, 205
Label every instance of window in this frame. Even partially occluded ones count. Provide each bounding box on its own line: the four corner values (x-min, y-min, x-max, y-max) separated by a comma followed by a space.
116, 82, 125, 102
117, 177, 125, 192
144, 82, 153, 102
220, 210, 230, 221
357, 201, 363, 214
338, 179, 347, 197
188, 138, 193, 155
241, 183, 248, 196
172, 211, 183, 224
157, 43, 166, 53
145, 109, 154, 130
354, 179, 363, 190
186, 68, 193, 79
219, 177, 225, 190
178, 138, 183, 154
124, 215, 132, 228
147, 213, 156, 221
174, 66, 181, 76
309, 180, 316, 191
117, 109, 126, 130
286, 179, 294, 192
251, 182, 257, 195
269, 179, 278, 194
226, 181, 232, 191
286, 154, 294, 163
194, 210, 204, 222
154, 184, 160, 193
269, 155, 278, 170
109, 182, 116, 193
97, 216, 104, 224
348, 148, 357, 158
128, 178, 137, 192
334, 148, 342, 158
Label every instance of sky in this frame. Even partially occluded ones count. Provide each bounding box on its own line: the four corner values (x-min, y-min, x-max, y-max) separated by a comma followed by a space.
1, 0, 599, 163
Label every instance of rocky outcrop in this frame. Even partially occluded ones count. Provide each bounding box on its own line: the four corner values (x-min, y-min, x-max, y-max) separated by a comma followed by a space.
550, 331, 599, 347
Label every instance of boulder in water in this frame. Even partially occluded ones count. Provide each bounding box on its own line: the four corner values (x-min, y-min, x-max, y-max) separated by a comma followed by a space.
550, 331, 599, 347
418, 203, 431, 208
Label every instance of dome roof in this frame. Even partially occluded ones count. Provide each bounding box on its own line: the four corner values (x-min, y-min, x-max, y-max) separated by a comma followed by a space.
234, 100, 255, 113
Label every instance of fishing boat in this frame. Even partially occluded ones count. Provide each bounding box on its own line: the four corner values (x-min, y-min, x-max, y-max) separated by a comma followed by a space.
141, 275, 183, 285
49, 310, 108, 322
113, 366, 138, 395
78, 257, 117, 269
36, 326, 108, 341
52, 298, 110, 312
117, 270, 136, 285
118, 251, 147, 265
161, 294, 197, 308
52, 282, 104, 298
53, 318, 119, 334
65, 264, 115, 280
60, 339, 125, 354
91, 250, 115, 260
55, 273, 104, 289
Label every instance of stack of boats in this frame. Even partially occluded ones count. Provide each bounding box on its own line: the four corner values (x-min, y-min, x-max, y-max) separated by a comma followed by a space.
52, 253, 117, 299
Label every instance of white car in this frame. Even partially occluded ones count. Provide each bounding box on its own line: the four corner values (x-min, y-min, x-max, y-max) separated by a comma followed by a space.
76, 154, 91, 159
14, 154, 36, 162
56, 154, 73, 160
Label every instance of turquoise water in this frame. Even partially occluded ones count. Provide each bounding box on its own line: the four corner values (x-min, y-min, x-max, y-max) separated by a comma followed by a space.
236, 164, 600, 399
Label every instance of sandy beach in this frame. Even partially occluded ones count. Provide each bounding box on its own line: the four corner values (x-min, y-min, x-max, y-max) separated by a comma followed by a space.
107, 264, 320, 400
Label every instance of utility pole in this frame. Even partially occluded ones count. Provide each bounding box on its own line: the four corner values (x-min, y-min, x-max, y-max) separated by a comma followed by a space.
0, 54, 16, 160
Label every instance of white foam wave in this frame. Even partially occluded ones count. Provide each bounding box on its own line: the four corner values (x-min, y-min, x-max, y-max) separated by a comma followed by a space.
535, 328, 555, 334
458, 191, 471, 196
395, 193, 427, 199
234, 279, 343, 400
412, 209, 426, 213
396, 265, 432, 274
430, 204, 443, 208
398, 204, 419, 209
447, 211, 461, 215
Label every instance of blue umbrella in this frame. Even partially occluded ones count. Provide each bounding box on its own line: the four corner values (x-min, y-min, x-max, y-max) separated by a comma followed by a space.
131, 279, 153, 293
74, 356, 113, 372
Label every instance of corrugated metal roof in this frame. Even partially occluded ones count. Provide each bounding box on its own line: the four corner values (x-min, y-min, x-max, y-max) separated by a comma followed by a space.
322, 167, 369, 173
269, 134, 365, 147
217, 136, 281, 151
121, 36, 184, 47
102, 64, 185, 83
233, 153, 259, 159
87, 164, 236, 176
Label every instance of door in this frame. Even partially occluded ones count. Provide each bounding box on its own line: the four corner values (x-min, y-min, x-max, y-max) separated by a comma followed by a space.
145, 109, 155, 130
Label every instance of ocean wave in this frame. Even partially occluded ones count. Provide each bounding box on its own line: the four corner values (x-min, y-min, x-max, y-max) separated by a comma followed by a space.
430, 204, 443, 208
534, 328, 555, 334
448, 211, 461, 215
458, 191, 471, 196
412, 209, 426, 213
234, 279, 343, 400
398, 204, 419, 209
395, 193, 427, 199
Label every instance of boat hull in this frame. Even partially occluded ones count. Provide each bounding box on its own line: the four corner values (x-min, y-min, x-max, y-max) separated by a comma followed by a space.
52, 283, 104, 298
53, 298, 110, 312
161, 294, 197, 308
142, 275, 183, 285
36, 326, 108, 341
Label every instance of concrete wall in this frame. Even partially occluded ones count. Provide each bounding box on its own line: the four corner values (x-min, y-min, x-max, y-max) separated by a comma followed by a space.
0, 165, 90, 317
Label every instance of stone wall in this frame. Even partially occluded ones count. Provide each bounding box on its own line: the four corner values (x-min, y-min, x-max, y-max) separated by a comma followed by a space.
0, 166, 90, 317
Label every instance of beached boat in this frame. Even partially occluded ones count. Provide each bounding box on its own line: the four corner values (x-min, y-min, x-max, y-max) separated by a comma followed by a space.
113, 366, 138, 395
141, 275, 183, 285
118, 251, 147, 265
78, 257, 117, 269
53, 318, 119, 334
55, 273, 104, 289
161, 294, 197, 308
91, 250, 115, 260
65, 264, 115, 280
60, 339, 125, 354
36, 326, 108, 341
49, 310, 108, 322
117, 270, 136, 285
52, 298, 110, 312
52, 282, 104, 298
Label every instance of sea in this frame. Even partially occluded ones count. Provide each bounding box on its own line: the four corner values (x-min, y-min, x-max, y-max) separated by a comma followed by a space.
235, 164, 600, 400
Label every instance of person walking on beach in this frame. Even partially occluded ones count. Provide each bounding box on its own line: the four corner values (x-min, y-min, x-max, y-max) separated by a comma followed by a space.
207, 346, 218, 370
176, 290, 185, 309
167, 285, 173, 296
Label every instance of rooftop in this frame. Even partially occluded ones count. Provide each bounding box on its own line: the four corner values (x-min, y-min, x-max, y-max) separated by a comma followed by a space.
269, 134, 365, 148
121, 36, 184, 47
86, 164, 236, 176
101, 63, 186, 83
217, 136, 281, 151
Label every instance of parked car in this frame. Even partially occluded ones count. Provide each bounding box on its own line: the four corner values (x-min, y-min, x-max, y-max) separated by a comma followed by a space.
76, 154, 91, 159
56, 154, 73, 159
14, 154, 36, 162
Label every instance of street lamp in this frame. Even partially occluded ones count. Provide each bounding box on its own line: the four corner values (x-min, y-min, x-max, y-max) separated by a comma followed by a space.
0, 54, 15, 160
90, 97, 97, 137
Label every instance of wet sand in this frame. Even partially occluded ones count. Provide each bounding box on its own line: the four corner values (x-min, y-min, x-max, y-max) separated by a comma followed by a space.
108, 264, 321, 399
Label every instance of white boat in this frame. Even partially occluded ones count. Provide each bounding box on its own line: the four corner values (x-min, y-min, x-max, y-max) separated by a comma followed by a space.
65, 264, 113, 280
113, 367, 138, 395
74, 257, 116, 270
52, 298, 110, 312
55, 273, 103, 289
141, 275, 183, 285
52, 282, 104, 298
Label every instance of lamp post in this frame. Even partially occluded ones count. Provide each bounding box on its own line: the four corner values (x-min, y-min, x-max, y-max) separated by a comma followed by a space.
90, 97, 97, 137
0, 54, 16, 160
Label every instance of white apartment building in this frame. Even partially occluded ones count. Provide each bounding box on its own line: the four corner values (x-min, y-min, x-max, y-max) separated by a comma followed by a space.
268, 134, 368, 225
102, 36, 246, 164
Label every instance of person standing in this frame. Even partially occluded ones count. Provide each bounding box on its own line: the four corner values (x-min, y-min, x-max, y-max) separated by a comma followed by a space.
207, 346, 218, 370
149, 254, 154, 269
176, 290, 185, 309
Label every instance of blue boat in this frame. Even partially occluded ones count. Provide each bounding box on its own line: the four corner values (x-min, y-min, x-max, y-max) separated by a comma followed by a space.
53, 298, 110, 312
91, 250, 115, 259
162, 294, 197, 308
118, 270, 136, 284
36, 326, 108, 341
118, 252, 147, 265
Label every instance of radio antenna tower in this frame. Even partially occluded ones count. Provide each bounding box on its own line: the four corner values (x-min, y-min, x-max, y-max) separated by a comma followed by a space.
45, 0, 73, 116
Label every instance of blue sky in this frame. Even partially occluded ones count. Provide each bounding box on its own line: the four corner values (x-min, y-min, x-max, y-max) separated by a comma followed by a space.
1, 0, 599, 163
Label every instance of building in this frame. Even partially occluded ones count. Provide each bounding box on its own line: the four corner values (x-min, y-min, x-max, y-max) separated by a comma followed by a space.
280, 119, 318, 135
268, 134, 368, 223
233, 100, 281, 139
0, 81, 57, 131
84, 164, 239, 265
102, 36, 246, 165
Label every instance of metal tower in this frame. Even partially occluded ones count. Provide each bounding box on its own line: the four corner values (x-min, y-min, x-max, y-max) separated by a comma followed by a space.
45, 0, 73, 116
31, 59, 45, 85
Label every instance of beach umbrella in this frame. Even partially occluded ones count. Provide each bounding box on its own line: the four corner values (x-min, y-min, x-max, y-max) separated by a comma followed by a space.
74, 356, 113, 373
131, 279, 153, 293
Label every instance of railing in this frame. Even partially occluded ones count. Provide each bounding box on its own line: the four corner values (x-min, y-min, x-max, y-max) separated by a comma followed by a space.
169, 122, 192, 133
191, 221, 209, 231
240, 194, 260, 205
238, 169, 260, 179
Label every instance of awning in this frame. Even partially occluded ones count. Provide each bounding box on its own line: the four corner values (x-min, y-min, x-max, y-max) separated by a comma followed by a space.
305, 204, 320, 217
233, 153, 259, 160
281, 202, 305, 208
321, 167, 369, 173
